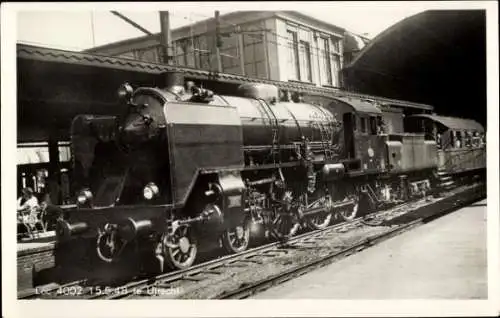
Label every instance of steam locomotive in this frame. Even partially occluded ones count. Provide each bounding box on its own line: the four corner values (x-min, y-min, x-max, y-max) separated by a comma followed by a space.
55, 71, 484, 273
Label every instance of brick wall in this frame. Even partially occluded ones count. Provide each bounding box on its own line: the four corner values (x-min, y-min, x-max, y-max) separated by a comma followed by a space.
18, 244, 55, 290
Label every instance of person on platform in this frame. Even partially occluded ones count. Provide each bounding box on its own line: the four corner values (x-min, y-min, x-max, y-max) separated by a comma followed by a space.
40, 194, 62, 231
17, 187, 39, 214
17, 187, 41, 238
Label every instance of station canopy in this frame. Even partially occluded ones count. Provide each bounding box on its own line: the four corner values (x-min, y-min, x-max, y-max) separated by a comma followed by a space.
343, 10, 486, 127
409, 114, 485, 132
332, 96, 382, 115
16, 43, 432, 143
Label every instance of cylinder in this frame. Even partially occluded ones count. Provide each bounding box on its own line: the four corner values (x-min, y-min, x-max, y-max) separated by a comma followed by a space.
56, 220, 88, 241
118, 217, 153, 241
321, 163, 345, 181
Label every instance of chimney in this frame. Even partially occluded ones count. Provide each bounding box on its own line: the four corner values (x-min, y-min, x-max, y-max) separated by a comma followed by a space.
157, 71, 185, 92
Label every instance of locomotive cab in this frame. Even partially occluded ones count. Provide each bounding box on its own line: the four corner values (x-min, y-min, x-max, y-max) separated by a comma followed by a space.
325, 96, 385, 172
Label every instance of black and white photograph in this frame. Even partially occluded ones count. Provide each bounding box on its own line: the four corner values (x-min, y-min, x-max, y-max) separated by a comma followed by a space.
1, 1, 499, 317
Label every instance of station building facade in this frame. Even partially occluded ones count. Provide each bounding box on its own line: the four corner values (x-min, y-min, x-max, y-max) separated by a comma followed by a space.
86, 11, 348, 88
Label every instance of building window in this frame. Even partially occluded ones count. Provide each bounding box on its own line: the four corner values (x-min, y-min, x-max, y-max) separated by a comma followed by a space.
194, 35, 212, 70
298, 40, 312, 82
241, 23, 267, 78
173, 38, 196, 67
174, 40, 188, 66
173, 36, 211, 70
220, 26, 242, 75
287, 27, 312, 83
286, 30, 300, 80
319, 37, 332, 85
331, 37, 342, 87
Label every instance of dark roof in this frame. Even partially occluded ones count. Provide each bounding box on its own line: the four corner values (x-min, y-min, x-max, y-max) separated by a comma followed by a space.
17, 43, 433, 111
342, 10, 486, 127
333, 96, 382, 115
409, 114, 484, 132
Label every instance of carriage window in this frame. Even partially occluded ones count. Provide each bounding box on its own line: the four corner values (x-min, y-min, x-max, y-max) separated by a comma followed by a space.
472, 131, 480, 147
464, 131, 471, 147
455, 131, 462, 148
360, 117, 366, 133
377, 116, 385, 134
369, 117, 377, 135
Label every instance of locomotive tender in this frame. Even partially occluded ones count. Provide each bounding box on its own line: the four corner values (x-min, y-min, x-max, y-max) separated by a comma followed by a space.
57, 71, 444, 272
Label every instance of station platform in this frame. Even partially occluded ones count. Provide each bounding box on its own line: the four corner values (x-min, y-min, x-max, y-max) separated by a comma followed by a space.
17, 231, 55, 250
17, 240, 55, 254
253, 199, 488, 299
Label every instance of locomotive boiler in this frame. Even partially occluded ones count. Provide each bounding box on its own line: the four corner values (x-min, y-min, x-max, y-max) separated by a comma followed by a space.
56, 71, 441, 273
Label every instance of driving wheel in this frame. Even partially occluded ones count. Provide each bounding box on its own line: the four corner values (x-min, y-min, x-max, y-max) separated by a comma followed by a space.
163, 225, 198, 270
221, 218, 251, 254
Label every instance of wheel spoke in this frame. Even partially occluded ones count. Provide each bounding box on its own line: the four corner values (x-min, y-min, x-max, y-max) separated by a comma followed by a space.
173, 252, 181, 262
171, 248, 180, 257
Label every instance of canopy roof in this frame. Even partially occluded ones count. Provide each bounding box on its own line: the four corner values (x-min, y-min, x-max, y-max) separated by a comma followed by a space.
332, 96, 382, 115
409, 114, 484, 132
17, 44, 434, 111
16, 43, 433, 142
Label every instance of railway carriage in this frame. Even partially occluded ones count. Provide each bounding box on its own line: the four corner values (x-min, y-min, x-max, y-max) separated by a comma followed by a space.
54, 71, 483, 275
405, 114, 486, 187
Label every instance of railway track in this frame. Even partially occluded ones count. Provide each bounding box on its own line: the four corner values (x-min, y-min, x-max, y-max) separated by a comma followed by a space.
25, 210, 377, 300
19, 182, 485, 300
219, 185, 485, 299
219, 217, 425, 299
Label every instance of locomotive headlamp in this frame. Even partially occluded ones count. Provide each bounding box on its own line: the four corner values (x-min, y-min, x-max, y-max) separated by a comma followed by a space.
143, 183, 159, 200
77, 189, 93, 206
117, 83, 134, 102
